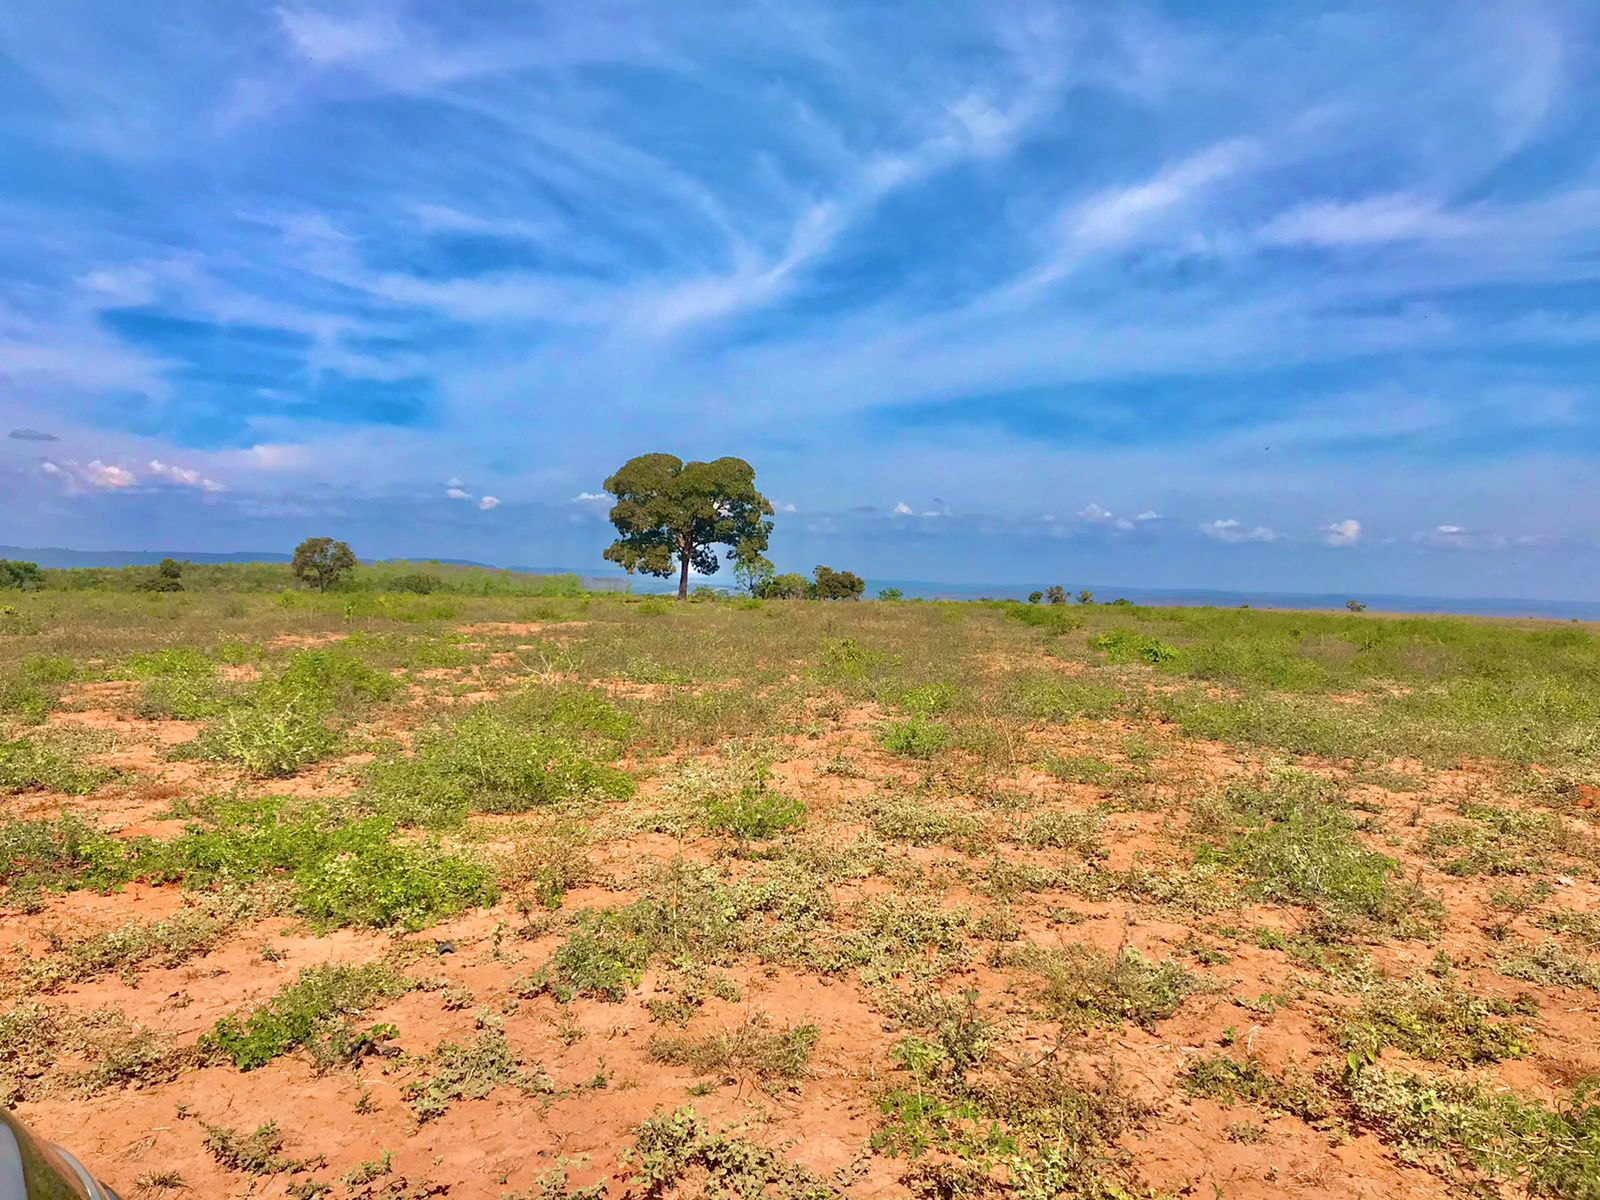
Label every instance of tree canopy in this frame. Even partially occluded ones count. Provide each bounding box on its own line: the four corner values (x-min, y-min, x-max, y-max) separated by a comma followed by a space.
601, 454, 774, 600
292, 537, 357, 592
813, 564, 865, 600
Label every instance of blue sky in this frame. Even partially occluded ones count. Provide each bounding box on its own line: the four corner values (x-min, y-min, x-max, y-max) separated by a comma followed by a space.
2, 2, 1599, 598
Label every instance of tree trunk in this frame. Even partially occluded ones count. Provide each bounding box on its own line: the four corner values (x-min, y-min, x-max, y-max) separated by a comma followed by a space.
677, 549, 691, 600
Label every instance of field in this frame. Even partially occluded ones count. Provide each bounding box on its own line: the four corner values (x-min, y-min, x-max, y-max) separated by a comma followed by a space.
1, 582, 1598, 1199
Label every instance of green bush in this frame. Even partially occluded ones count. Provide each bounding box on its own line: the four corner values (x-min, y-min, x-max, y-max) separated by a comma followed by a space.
201, 960, 412, 1070
877, 716, 948, 758
365, 707, 634, 827
704, 781, 806, 842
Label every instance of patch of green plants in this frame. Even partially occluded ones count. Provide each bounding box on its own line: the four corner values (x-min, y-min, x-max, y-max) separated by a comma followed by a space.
0, 1001, 183, 1105
1089, 629, 1179, 666
1499, 940, 1600, 991
866, 792, 991, 852
1346, 1067, 1600, 1197
202, 1120, 324, 1176
407, 1026, 553, 1122
77, 798, 500, 929
1020, 808, 1108, 857
703, 775, 806, 844
1007, 674, 1120, 722
0, 735, 113, 795
365, 707, 634, 828
625, 1106, 842, 1200
1024, 944, 1210, 1031
21, 888, 266, 989
1180, 1054, 1335, 1123
0, 812, 125, 898
185, 648, 399, 777
201, 960, 414, 1070
1193, 770, 1431, 933
1337, 975, 1532, 1067
876, 716, 948, 759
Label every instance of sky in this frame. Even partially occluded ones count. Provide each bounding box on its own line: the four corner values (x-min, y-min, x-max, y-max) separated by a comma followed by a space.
2, 1, 1599, 599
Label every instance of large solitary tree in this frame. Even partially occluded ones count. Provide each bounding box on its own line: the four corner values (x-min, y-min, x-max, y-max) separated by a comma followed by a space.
292, 537, 357, 592
602, 454, 774, 600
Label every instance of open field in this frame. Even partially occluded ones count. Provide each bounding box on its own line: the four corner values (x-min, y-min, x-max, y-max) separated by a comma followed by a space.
1, 587, 1598, 1199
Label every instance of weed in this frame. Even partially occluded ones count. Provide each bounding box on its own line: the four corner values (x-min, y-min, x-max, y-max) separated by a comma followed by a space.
201, 960, 413, 1070
1181, 1055, 1334, 1122
648, 1013, 818, 1092
1025, 945, 1210, 1030
1337, 975, 1531, 1066
1019, 809, 1107, 857
625, 1107, 840, 1200
365, 707, 634, 827
1500, 940, 1600, 991
1195, 771, 1431, 933
407, 1028, 553, 1121
1347, 1067, 1600, 1197
704, 775, 806, 844
877, 717, 949, 758
0, 734, 113, 795
202, 1120, 323, 1176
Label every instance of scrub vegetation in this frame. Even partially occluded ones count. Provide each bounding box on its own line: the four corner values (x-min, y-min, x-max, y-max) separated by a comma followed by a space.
1, 568, 1598, 1199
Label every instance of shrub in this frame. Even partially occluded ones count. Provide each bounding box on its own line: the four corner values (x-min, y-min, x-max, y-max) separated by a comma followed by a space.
703, 779, 806, 843
1089, 629, 1180, 666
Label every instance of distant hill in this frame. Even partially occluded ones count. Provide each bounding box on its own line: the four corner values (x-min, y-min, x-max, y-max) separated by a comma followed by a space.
0, 546, 501, 570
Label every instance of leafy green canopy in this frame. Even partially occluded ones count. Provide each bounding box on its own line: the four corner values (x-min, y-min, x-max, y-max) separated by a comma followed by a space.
291, 537, 357, 592
602, 454, 773, 598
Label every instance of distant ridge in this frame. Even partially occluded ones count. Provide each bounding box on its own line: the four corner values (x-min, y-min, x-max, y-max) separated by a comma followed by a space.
0, 545, 500, 569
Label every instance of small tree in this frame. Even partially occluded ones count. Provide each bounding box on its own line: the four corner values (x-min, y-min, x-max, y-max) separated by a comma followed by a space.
139, 557, 184, 592
761, 572, 812, 599
602, 454, 774, 601
1027, 590, 1043, 604
1076, 589, 1094, 605
292, 537, 357, 592
0, 560, 44, 591
878, 587, 904, 601
813, 565, 865, 601
1346, 599, 1367, 613
1045, 585, 1067, 605
733, 552, 775, 598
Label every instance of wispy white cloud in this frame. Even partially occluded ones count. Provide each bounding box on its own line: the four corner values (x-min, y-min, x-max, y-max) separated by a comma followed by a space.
147, 459, 225, 492
477, 495, 500, 510
1200, 518, 1278, 544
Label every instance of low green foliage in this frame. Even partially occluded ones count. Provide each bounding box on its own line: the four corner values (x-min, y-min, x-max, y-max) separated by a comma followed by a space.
1025, 945, 1209, 1030
1181, 1054, 1334, 1122
1195, 770, 1429, 933
1338, 976, 1532, 1066
202, 960, 414, 1070
703, 777, 806, 843
203, 1120, 322, 1176
1089, 629, 1179, 665
407, 1027, 552, 1121
21, 889, 265, 989
1008, 674, 1120, 721
876, 716, 948, 758
1500, 940, 1600, 991
0, 735, 113, 795
365, 707, 634, 827
9, 798, 496, 929
625, 1107, 840, 1200
1347, 1068, 1600, 1198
